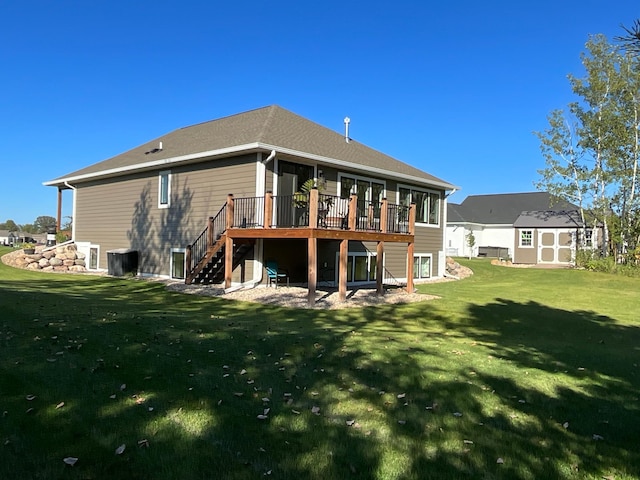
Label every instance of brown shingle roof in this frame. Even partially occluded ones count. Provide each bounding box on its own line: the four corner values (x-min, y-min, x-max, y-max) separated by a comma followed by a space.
45, 105, 456, 190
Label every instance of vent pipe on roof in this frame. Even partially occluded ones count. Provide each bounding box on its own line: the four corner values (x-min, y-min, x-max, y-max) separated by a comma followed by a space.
159, 141, 163, 150
344, 117, 350, 143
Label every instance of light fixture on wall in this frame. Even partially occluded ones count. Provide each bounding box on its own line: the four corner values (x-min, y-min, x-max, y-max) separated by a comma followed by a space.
317, 169, 327, 189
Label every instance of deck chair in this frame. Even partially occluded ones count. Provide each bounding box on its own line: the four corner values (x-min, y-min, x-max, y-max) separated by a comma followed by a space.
266, 261, 289, 288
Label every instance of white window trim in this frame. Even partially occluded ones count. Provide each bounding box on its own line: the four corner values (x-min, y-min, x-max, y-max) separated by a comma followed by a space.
413, 253, 433, 279
88, 245, 100, 270
334, 250, 378, 286
519, 229, 534, 248
337, 173, 386, 199
396, 183, 441, 228
170, 247, 186, 279
158, 170, 171, 209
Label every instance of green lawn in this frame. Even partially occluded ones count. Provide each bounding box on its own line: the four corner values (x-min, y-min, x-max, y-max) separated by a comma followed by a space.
1, 249, 639, 479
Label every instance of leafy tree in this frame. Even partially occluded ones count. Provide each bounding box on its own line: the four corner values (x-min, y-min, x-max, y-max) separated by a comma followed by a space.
0, 219, 20, 231
535, 34, 640, 259
21, 224, 36, 234
465, 230, 476, 259
33, 216, 57, 234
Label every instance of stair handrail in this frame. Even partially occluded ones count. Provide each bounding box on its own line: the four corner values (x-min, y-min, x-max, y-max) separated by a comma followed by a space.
186, 203, 227, 278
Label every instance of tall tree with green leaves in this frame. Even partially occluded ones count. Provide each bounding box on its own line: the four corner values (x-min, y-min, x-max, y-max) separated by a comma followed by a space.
535, 34, 640, 258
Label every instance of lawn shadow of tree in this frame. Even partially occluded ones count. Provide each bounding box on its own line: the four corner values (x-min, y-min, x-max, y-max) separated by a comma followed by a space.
1, 273, 639, 479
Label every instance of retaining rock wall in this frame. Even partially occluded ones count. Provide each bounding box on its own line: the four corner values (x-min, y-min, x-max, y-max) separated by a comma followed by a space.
13, 244, 87, 273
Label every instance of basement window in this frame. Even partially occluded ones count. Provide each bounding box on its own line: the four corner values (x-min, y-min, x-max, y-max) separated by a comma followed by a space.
171, 248, 185, 279
413, 254, 432, 279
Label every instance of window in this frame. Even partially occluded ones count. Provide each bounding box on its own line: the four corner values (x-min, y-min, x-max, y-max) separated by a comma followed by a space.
519, 229, 533, 247
398, 187, 440, 225
171, 248, 186, 279
344, 252, 377, 283
584, 228, 593, 247
159, 170, 171, 208
89, 247, 99, 270
339, 175, 385, 204
413, 254, 432, 279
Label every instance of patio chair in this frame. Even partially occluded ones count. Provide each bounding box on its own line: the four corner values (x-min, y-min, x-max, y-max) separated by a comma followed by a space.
266, 261, 289, 288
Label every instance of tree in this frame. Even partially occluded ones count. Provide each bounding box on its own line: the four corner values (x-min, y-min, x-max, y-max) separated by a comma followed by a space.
535, 34, 640, 259
465, 230, 476, 259
617, 19, 640, 55
33, 216, 57, 234
0, 219, 20, 231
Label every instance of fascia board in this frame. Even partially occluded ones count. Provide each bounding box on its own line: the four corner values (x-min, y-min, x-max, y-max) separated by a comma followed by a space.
258, 143, 459, 191
42, 143, 263, 186
43, 141, 459, 192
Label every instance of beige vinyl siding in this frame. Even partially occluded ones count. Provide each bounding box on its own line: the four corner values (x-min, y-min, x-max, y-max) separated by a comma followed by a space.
74, 154, 258, 279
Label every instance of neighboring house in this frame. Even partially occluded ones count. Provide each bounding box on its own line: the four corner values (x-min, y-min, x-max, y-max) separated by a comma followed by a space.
44, 105, 458, 302
447, 192, 596, 265
0, 231, 38, 246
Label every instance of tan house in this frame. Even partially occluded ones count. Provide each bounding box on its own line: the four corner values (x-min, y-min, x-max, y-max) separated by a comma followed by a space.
44, 106, 457, 303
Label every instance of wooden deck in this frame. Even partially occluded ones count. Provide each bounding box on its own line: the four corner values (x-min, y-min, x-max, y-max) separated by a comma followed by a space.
186, 189, 416, 306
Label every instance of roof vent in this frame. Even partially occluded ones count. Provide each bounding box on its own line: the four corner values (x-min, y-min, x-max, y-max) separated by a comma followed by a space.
344, 117, 350, 143
145, 141, 164, 155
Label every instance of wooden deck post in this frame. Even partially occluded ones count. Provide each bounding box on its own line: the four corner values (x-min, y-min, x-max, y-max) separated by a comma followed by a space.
339, 238, 348, 301
376, 241, 384, 295
226, 194, 234, 230
348, 194, 357, 230
264, 191, 273, 228
406, 202, 416, 293
376, 198, 388, 295
308, 188, 319, 228
225, 234, 233, 289
185, 245, 192, 284
308, 237, 317, 306
380, 198, 388, 234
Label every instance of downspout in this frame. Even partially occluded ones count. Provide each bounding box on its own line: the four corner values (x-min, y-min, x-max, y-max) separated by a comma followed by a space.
255, 149, 277, 288
441, 188, 458, 276
262, 150, 276, 165
64, 181, 77, 241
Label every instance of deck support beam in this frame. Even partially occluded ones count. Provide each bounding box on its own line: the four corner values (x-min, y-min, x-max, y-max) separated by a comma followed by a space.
338, 238, 348, 301
307, 237, 317, 306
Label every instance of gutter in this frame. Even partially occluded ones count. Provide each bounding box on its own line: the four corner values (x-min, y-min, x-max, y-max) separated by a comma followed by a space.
261, 150, 276, 164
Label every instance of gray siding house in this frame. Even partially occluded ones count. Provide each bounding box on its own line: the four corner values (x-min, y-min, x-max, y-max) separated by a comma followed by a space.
447, 192, 595, 264
44, 106, 457, 300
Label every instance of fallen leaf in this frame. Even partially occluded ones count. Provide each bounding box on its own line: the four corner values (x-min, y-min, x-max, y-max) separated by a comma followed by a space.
398, 420, 406, 425
263, 408, 270, 415
311, 406, 320, 415
233, 392, 244, 397
593, 434, 604, 441
240, 369, 247, 375
563, 422, 569, 429
261, 397, 270, 402
137, 439, 149, 448
257, 414, 268, 420
346, 419, 355, 426
26, 395, 36, 401
115, 444, 126, 455
63, 457, 78, 466
453, 412, 463, 417
120, 384, 126, 391
291, 409, 301, 415
397, 393, 406, 399
109, 394, 116, 399
497, 458, 504, 464
56, 402, 65, 409
463, 440, 474, 444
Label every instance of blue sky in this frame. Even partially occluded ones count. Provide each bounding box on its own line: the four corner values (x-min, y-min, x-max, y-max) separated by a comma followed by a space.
1, 0, 638, 226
